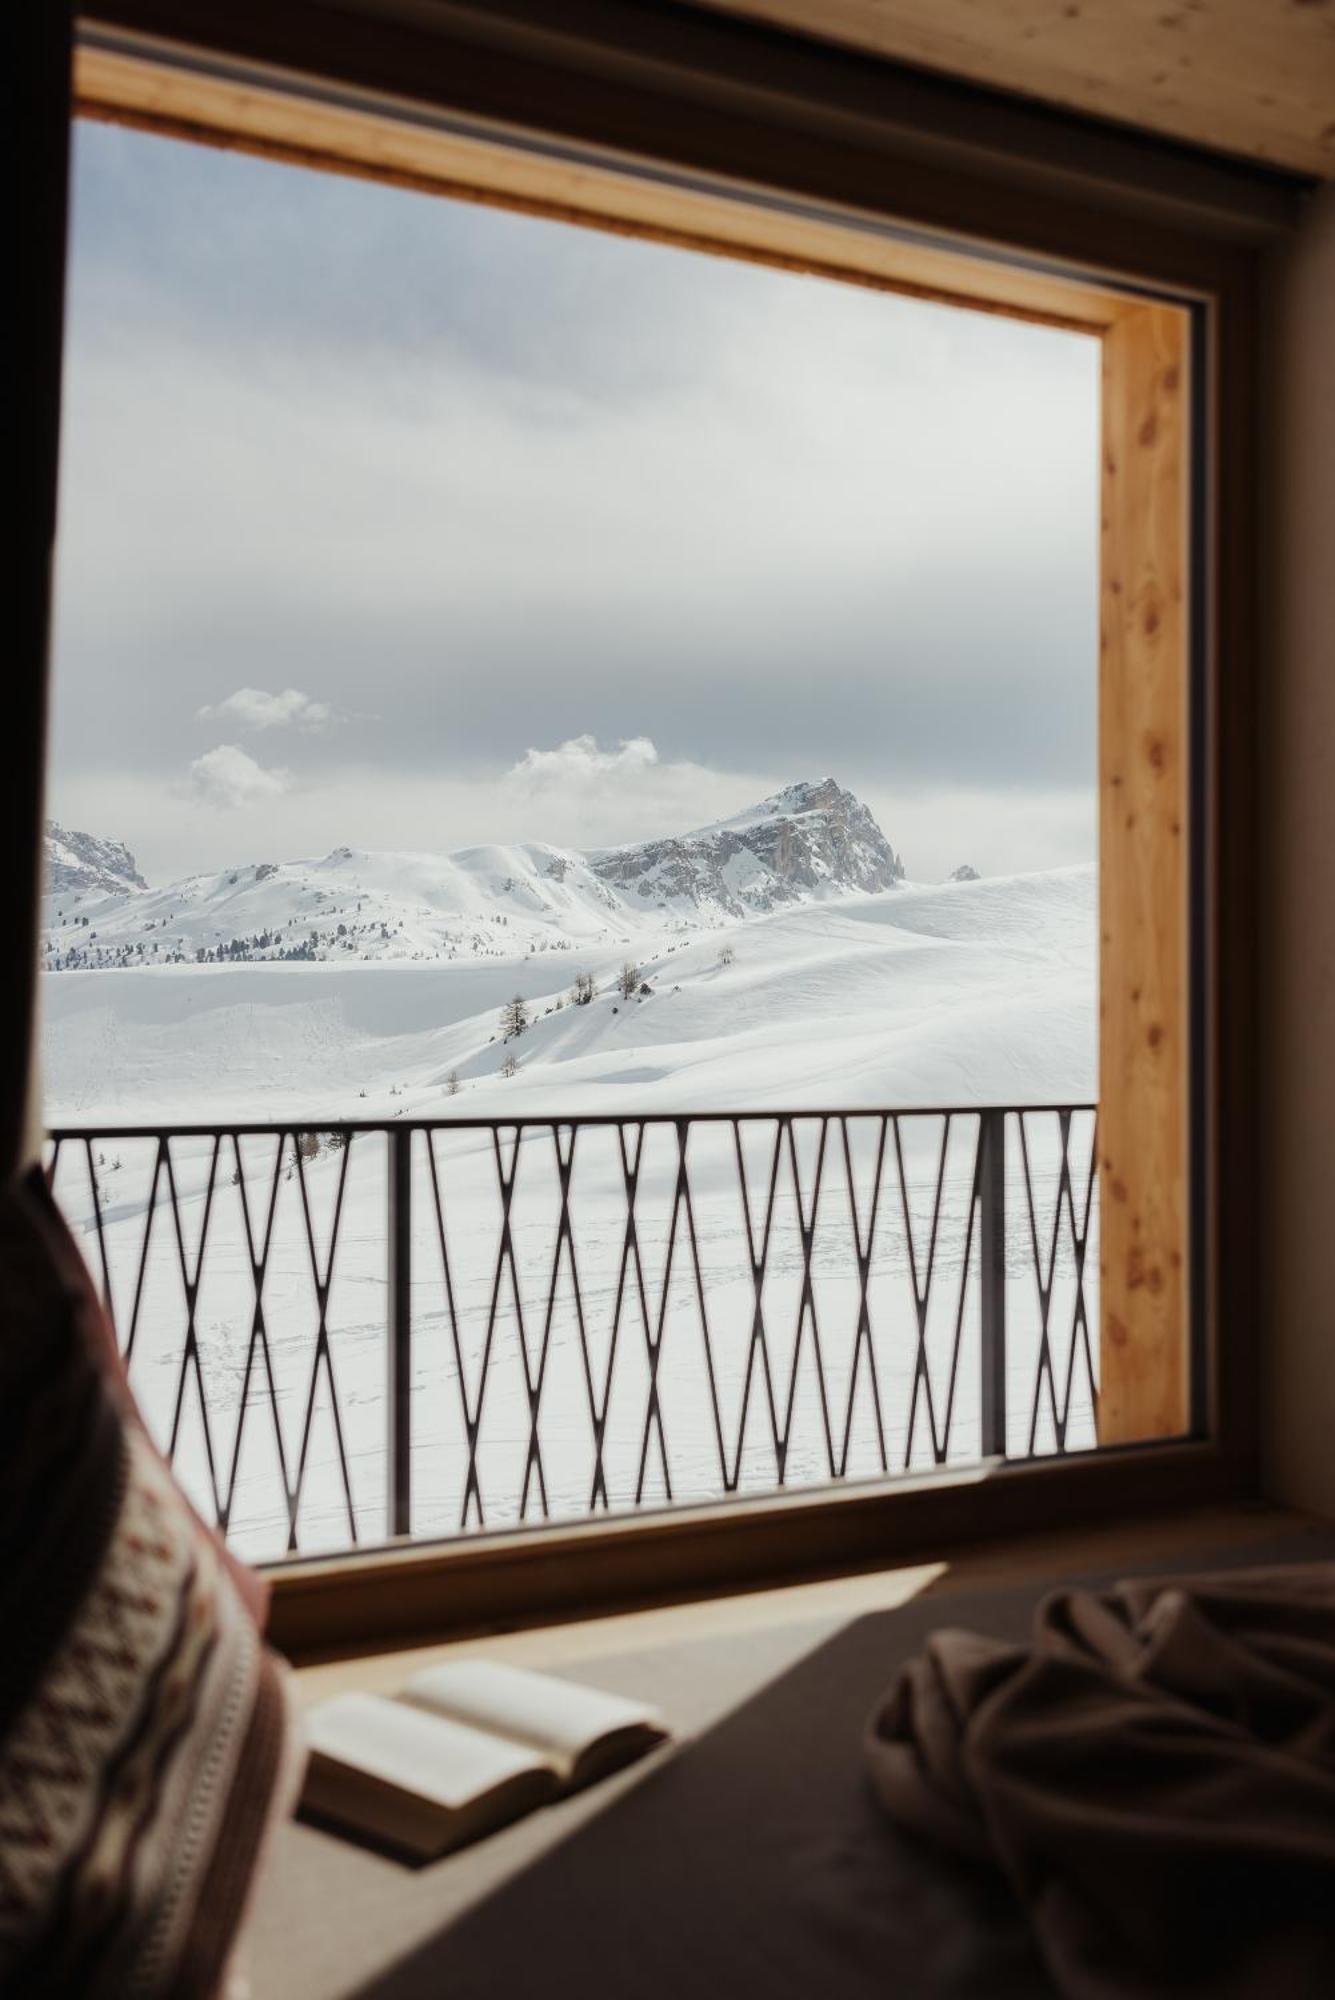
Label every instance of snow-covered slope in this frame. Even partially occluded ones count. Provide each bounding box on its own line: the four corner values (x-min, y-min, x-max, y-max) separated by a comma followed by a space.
41, 779, 902, 972
43, 865, 1096, 1122
40, 782, 1093, 1123
44, 839, 632, 972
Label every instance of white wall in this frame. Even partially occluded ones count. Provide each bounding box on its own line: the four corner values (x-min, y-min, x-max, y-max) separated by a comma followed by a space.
1262, 184, 1335, 1514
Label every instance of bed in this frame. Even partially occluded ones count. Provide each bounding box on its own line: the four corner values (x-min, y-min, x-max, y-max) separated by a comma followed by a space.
247, 1520, 1335, 2000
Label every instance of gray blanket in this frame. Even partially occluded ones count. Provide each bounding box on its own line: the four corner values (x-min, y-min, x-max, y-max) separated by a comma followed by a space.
867, 1564, 1335, 1998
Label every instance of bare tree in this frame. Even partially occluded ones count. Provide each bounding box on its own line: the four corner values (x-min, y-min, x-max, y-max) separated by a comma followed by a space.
500, 1053, 519, 1080
500, 993, 529, 1039
718, 942, 736, 968
617, 960, 640, 1000
445, 1070, 462, 1097
571, 971, 596, 1007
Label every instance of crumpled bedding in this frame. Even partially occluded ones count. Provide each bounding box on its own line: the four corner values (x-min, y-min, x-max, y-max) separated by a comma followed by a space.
866, 1564, 1335, 1999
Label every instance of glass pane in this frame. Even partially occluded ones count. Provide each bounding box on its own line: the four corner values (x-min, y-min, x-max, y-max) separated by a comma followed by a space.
44, 121, 1099, 1554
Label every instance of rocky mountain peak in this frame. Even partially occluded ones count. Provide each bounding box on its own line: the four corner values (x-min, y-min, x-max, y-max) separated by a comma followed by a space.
588, 778, 904, 919
44, 822, 148, 902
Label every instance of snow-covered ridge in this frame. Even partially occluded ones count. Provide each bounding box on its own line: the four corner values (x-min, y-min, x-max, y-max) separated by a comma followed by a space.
43, 864, 1096, 1124
41, 779, 905, 972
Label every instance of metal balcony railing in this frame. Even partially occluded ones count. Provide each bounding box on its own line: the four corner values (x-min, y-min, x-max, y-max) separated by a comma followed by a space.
46, 1107, 1099, 1563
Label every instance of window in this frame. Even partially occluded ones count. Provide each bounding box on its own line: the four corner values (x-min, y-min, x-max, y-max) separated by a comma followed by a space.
47, 22, 1210, 1639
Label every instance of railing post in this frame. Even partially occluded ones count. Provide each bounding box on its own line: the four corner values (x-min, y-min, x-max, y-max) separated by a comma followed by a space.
979, 1109, 1007, 1459
387, 1125, 412, 1540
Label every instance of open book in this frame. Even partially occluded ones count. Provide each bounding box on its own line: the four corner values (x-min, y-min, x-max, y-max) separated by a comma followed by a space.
301, 1659, 670, 1860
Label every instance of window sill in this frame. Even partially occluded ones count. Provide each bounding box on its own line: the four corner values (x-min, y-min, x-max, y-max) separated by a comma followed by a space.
267, 1439, 1242, 1663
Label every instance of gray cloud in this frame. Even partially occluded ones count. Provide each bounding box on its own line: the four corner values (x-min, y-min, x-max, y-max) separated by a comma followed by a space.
50, 119, 1099, 883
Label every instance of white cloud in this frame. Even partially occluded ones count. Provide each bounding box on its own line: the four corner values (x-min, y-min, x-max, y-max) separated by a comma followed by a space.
197, 686, 332, 732
509, 734, 659, 786
185, 744, 291, 810
500, 735, 776, 848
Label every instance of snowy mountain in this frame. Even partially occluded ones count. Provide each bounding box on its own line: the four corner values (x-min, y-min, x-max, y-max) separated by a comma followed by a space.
43, 865, 1096, 1124
40, 780, 904, 972
40, 781, 1096, 1127
589, 779, 903, 918
44, 822, 147, 902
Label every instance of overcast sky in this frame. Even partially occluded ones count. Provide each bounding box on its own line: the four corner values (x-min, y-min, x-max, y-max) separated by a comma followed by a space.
50, 121, 1100, 886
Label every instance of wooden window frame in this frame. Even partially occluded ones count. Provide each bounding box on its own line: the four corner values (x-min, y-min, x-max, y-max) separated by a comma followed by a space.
60, 0, 1280, 1657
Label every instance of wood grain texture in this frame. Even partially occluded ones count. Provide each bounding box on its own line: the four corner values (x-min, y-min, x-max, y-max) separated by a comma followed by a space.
75, 4, 1305, 277
74, 46, 1124, 333
683, 0, 1335, 178
1098, 302, 1191, 1443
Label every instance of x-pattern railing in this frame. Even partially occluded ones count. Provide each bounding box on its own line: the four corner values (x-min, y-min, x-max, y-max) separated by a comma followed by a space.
1019, 1108, 1099, 1453
46, 1106, 1100, 1559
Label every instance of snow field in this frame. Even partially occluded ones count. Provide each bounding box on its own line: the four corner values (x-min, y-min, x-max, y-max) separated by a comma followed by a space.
44, 866, 1098, 1558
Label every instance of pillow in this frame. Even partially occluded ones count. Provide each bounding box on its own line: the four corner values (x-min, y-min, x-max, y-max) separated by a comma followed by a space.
0, 1167, 303, 1998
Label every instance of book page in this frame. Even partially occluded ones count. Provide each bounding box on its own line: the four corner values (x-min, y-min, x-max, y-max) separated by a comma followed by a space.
306, 1691, 550, 1808
402, 1660, 664, 1767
